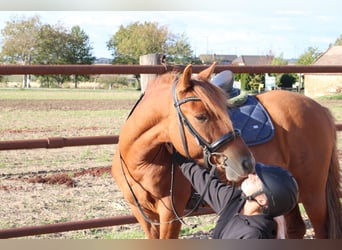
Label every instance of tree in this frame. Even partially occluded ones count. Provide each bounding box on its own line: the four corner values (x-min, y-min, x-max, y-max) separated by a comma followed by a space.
296, 47, 320, 90
66, 26, 96, 88
332, 34, 342, 46
34, 23, 71, 87
107, 21, 167, 64
271, 53, 297, 88
34, 24, 95, 87
271, 53, 288, 66
296, 47, 321, 65
279, 74, 297, 88
1, 15, 96, 88
166, 32, 193, 64
0, 15, 41, 87
35, 23, 69, 64
107, 21, 194, 65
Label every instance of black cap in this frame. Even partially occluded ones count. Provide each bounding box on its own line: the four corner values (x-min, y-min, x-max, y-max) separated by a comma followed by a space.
255, 163, 299, 217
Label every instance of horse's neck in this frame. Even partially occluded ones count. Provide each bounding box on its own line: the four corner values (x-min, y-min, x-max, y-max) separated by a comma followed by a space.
119, 90, 171, 167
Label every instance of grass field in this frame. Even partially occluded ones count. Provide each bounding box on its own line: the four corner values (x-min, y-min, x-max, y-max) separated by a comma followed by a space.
0, 88, 341, 239
0, 88, 141, 100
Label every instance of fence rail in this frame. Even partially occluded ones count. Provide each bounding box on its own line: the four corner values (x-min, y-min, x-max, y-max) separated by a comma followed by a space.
1, 64, 342, 75
0, 135, 119, 150
0, 208, 214, 239
1, 122, 342, 151
1, 64, 342, 238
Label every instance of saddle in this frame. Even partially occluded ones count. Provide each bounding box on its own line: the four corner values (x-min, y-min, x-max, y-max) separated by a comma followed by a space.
212, 71, 274, 146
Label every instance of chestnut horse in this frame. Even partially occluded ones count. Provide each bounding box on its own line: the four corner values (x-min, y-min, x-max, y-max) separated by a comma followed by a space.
112, 64, 255, 239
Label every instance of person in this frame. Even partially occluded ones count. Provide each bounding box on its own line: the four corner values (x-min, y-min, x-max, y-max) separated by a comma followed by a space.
176, 155, 299, 239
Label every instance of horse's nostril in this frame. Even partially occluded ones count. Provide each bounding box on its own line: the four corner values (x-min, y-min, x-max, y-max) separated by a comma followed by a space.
242, 157, 255, 172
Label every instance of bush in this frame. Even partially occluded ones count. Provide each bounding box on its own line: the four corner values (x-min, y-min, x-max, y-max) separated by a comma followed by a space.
97, 75, 133, 89
279, 74, 297, 88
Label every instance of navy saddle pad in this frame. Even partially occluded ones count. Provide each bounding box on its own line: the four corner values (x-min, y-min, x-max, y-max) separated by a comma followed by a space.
228, 95, 274, 146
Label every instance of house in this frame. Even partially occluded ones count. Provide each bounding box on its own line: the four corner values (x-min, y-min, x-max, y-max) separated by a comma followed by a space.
304, 46, 342, 97
199, 54, 237, 64
232, 55, 274, 65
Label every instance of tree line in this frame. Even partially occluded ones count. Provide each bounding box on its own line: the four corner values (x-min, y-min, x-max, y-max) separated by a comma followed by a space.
1, 15, 342, 89
0, 15, 95, 88
0, 15, 194, 88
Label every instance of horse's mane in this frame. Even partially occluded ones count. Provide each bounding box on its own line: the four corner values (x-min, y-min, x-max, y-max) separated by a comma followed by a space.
149, 71, 178, 87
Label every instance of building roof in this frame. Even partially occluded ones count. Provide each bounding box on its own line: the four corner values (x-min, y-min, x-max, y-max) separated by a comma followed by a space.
314, 46, 342, 65
199, 54, 237, 64
232, 55, 274, 65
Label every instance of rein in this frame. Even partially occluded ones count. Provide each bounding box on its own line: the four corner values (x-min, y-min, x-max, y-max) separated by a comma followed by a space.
119, 92, 184, 225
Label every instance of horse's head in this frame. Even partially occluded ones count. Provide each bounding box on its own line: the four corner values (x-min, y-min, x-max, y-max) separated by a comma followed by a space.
171, 63, 255, 182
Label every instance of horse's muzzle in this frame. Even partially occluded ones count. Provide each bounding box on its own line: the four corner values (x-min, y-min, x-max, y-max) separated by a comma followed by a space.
241, 155, 256, 173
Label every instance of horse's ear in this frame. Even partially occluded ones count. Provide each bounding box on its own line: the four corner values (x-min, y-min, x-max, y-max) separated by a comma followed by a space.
198, 62, 217, 80
179, 64, 193, 90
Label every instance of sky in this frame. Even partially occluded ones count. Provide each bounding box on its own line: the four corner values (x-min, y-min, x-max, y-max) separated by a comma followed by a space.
0, 0, 341, 59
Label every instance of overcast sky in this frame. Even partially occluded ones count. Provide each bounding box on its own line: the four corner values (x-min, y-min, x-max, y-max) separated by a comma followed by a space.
0, 0, 341, 59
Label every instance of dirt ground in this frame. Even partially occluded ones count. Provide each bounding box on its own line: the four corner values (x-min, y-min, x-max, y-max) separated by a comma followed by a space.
0, 98, 140, 238
0, 99, 136, 111
1, 97, 340, 239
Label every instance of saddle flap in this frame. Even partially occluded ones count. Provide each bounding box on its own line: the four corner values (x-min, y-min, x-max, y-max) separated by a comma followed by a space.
228, 95, 274, 146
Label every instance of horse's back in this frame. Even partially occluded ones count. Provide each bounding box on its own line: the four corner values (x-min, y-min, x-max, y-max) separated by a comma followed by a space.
256, 90, 333, 130
252, 90, 335, 176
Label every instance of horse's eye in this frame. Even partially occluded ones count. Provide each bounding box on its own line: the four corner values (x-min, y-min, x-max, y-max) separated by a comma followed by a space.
195, 114, 208, 122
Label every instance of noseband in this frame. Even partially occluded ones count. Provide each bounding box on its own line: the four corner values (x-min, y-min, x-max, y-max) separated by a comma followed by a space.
172, 80, 240, 167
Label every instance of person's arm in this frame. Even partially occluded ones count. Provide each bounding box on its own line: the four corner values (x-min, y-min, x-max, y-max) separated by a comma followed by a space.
176, 155, 238, 214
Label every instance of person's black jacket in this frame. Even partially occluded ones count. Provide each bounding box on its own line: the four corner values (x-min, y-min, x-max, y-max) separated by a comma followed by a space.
178, 158, 277, 239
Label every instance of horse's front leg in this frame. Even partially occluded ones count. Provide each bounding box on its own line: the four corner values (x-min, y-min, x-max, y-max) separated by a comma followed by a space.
160, 217, 182, 239
158, 198, 184, 239
158, 183, 192, 238
129, 204, 160, 239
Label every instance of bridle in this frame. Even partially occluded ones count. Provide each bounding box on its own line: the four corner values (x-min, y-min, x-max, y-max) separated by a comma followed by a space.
119, 78, 241, 226
168, 79, 241, 223
172, 79, 241, 168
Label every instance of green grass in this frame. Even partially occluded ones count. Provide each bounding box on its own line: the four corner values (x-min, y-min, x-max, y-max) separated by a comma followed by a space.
68, 221, 215, 239
328, 106, 342, 121
0, 88, 141, 100
315, 93, 342, 100
314, 94, 342, 121
180, 222, 215, 236
108, 230, 146, 239
67, 228, 146, 239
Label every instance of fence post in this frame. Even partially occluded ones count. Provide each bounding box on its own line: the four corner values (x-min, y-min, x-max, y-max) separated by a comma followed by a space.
139, 53, 164, 93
